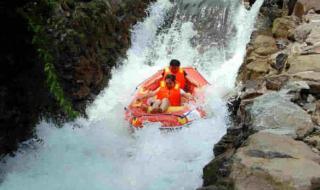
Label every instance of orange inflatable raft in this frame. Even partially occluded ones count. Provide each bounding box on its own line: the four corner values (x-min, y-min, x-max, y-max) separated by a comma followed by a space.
125, 67, 209, 129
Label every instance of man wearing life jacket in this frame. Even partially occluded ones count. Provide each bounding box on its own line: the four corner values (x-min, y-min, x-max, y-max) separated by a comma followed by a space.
163, 59, 187, 91
138, 74, 191, 113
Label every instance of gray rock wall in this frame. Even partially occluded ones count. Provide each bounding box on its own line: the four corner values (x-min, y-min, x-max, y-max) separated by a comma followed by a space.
200, 0, 320, 189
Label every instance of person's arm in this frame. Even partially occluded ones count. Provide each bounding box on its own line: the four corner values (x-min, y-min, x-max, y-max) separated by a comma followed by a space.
137, 88, 160, 101
181, 89, 192, 99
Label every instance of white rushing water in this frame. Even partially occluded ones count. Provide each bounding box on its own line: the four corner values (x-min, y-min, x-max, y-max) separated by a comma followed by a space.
0, 0, 263, 189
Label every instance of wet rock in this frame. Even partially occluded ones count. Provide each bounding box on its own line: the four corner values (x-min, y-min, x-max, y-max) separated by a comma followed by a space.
248, 92, 314, 139
202, 149, 235, 188
230, 132, 320, 190
73, 54, 103, 100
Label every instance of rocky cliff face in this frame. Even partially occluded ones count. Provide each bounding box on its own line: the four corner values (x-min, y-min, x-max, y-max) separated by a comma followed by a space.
200, 0, 320, 189
0, 0, 154, 156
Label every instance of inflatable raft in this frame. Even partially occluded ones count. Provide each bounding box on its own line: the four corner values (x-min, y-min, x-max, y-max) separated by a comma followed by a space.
125, 67, 209, 129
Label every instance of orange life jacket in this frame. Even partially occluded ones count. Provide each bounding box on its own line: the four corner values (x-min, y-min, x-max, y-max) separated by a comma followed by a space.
156, 81, 181, 106
163, 67, 186, 90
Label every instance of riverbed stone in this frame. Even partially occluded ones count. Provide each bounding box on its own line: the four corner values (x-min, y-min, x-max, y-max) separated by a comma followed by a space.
293, 71, 320, 81
294, 23, 320, 43
287, 54, 320, 74
272, 16, 297, 39
230, 132, 320, 190
248, 92, 314, 139
293, 0, 320, 18
265, 75, 289, 91
253, 35, 278, 56
312, 101, 320, 126
306, 26, 320, 45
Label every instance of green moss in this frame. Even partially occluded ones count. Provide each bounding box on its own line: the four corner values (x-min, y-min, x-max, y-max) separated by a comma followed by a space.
20, 0, 79, 119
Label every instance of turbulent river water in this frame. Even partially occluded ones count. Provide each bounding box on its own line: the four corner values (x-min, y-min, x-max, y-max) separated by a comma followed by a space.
0, 0, 263, 189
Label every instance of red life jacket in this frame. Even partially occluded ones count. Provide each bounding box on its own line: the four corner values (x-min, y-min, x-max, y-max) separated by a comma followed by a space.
156, 81, 181, 106
163, 67, 186, 90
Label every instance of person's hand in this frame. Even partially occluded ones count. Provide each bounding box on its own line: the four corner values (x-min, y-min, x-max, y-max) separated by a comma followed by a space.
136, 94, 146, 102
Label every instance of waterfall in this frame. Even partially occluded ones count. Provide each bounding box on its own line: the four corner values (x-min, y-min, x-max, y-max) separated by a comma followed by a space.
0, 0, 263, 189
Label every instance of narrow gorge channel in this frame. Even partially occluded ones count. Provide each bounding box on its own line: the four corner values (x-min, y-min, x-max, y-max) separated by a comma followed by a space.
0, 0, 263, 189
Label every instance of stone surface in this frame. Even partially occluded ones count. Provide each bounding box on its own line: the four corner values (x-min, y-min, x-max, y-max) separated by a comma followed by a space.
230, 132, 320, 190
293, 71, 320, 81
293, 0, 320, 18
306, 26, 320, 45
305, 133, 320, 150
272, 16, 297, 39
253, 35, 278, 56
294, 23, 320, 43
312, 101, 320, 125
240, 80, 266, 100
248, 92, 314, 139
203, 2, 320, 190
271, 53, 288, 72
287, 54, 320, 74
265, 75, 290, 90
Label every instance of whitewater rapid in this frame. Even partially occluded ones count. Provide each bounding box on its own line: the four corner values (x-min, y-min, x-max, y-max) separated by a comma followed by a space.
0, 0, 263, 189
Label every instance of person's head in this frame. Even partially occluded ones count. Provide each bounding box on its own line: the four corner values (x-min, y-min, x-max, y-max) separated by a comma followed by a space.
165, 74, 176, 89
169, 59, 180, 73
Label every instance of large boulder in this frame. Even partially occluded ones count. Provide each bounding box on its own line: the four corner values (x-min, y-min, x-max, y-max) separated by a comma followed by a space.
294, 23, 320, 43
230, 132, 320, 190
293, 0, 320, 18
287, 54, 320, 74
253, 35, 278, 56
247, 92, 314, 139
265, 75, 290, 90
272, 16, 298, 39
306, 26, 320, 45
237, 35, 278, 82
293, 71, 320, 81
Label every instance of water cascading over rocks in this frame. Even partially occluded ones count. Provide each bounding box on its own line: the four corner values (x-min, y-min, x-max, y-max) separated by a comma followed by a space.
0, 0, 263, 189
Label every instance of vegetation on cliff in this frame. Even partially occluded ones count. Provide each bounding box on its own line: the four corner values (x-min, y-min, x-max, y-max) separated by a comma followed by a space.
0, 0, 154, 156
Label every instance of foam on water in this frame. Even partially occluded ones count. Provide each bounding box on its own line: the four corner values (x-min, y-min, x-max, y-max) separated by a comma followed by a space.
0, 0, 263, 189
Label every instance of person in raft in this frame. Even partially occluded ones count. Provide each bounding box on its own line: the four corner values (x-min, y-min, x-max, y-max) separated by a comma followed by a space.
162, 59, 187, 91
163, 59, 198, 92
137, 74, 192, 113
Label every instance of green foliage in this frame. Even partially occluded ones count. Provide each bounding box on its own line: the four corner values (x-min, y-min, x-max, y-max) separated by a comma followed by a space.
21, 0, 79, 119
